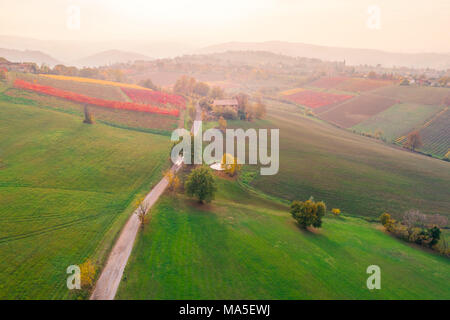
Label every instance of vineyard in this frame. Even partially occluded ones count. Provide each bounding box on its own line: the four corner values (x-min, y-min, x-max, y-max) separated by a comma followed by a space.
309, 77, 394, 92
121, 87, 186, 109
17, 74, 129, 102
318, 94, 397, 128
417, 108, 450, 158
284, 90, 353, 108
308, 77, 348, 89
351, 103, 444, 141
39, 74, 150, 91
14, 79, 179, 117
372, 85, 450, 105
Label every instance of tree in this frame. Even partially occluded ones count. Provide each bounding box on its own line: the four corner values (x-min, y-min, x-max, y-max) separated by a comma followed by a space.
221, 153, 241, 177
210, 86, 224, 99
402, 209, 426, 230
185, 166, 217, 204
83, 105, 95, 124
174, 75, 196, 95
368, 71, 377, 79
254, 99, 267, 119
165, 170, 180, 192
403, 131, 423, 151
380, 212, 392, 226
193, 82, 210, 97
79, 259, 96, 288
218, 116, 227, 131
427, 226, 441, 247
400, 78, 410, 86
235, 93, 250, 120
290, 198, 326, 229
139, 78, 158, 90
0, 68, 6, 80
135, 197, 150, 228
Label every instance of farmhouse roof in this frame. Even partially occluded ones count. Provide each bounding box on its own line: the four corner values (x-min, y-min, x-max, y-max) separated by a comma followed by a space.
213, 99, 238, 106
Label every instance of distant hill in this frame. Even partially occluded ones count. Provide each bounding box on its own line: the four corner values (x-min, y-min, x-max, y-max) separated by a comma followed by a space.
74, 50, 153, 67
0, 47, 60, 66
198, 41, 450, 69
0, 35, 193, 61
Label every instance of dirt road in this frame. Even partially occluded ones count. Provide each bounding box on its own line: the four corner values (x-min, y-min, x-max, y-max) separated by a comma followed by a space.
90, 102, 200, 300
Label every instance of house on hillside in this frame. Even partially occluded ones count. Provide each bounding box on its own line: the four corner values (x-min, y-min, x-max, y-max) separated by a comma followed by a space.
212, 99, 238, 109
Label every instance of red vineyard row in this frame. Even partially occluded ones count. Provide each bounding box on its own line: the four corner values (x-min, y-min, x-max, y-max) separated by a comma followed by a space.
14, 79, 180, 117
121, 87, 186, 109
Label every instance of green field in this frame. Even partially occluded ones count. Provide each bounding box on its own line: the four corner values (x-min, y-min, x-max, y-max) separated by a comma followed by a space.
0, 91, 171, 299
117, 177, 450, 299
233, 107, 450, 219
352, 103, 444, 142
3, 77, 179, 133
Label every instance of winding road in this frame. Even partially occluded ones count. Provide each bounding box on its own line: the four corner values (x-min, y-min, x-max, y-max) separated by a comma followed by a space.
90, 101, 200, 300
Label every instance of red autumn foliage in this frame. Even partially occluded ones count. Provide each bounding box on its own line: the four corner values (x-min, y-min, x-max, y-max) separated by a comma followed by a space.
285, 90, 353, 109
14, 79, 179, 117
121, 87, 186, 109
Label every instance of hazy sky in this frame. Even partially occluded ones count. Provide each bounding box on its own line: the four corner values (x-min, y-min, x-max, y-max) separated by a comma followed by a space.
1, 0, 449, 53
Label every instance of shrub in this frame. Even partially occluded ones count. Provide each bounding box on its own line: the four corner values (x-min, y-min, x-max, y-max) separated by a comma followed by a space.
380, 212, 392, 226
290, 198, 326, 229
165, 170, 180, 192
80, 259, 96, 288
331, 208, 341, 216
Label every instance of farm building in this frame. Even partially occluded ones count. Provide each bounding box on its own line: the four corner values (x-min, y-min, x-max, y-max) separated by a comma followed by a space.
212, 99, 238, 109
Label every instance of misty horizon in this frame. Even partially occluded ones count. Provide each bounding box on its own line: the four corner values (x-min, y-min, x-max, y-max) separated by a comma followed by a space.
1, 0, 450, 54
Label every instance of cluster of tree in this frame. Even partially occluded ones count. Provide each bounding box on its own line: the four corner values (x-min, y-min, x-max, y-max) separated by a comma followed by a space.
380, 210, 449, 256
139, 78, 159, 91
290, 197, 326, 229
173, 75, 224, 98
0, 68, 7, 80
367, 71, 395, 80
35, 63, 127, 83
234, 93, 267, 121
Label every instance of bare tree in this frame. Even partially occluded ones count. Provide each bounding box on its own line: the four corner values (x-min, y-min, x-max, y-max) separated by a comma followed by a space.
402, 209, 427, 229
135, 197, 150, 228
426, 214, 448, 228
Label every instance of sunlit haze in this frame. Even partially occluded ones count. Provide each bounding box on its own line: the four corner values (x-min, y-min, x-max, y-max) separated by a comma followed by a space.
1, 0, 450, 53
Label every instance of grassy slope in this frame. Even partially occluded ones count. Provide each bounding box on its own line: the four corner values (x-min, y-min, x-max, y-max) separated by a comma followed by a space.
232, 105, 450, 219
117, 177, 450, 299
351, 103, 444, 142
0, 93, 171, 299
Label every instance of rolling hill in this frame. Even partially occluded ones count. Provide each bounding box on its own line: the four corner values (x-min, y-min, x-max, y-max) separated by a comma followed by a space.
74, 50, 153, 67
234, 102, 450, 219
0, 82, 172, 299
0, 47, 60, 66
117, 176, 450, 299
198, 41, 450, 69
